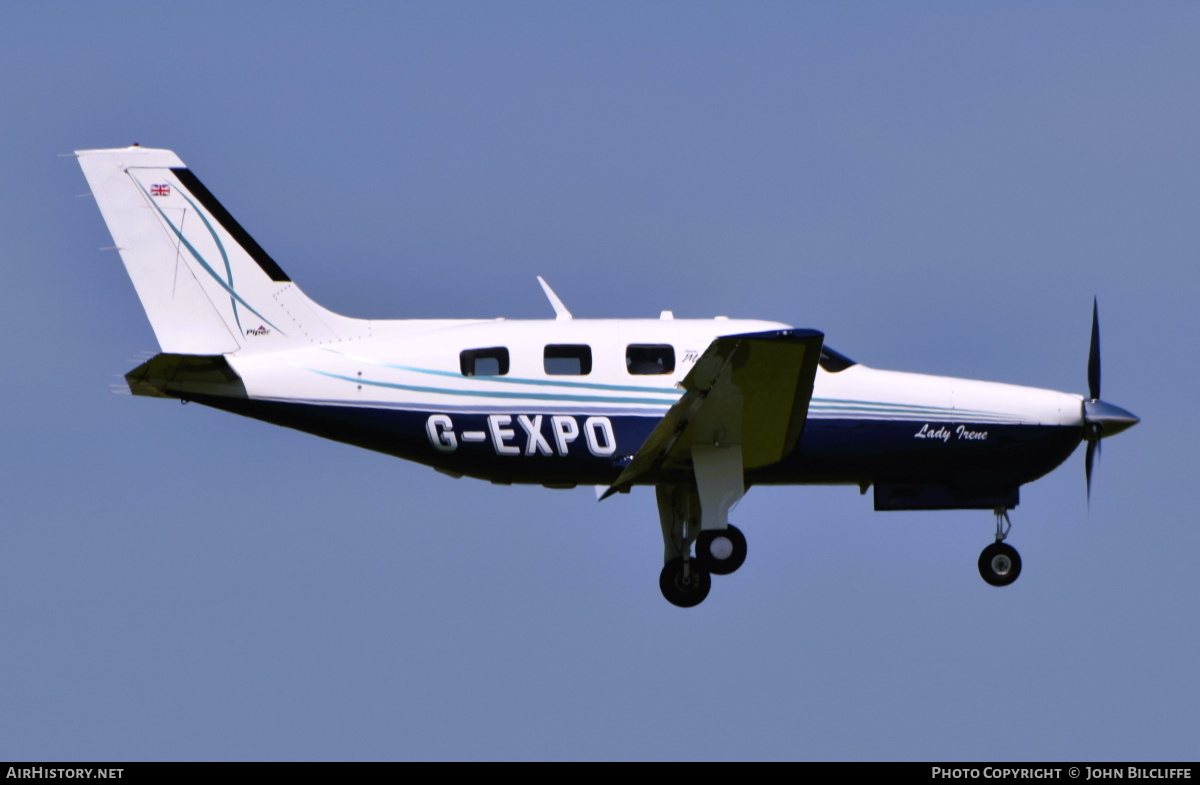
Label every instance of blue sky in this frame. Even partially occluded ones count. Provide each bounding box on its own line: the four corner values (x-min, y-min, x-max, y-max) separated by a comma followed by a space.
1, 2, 1196, 760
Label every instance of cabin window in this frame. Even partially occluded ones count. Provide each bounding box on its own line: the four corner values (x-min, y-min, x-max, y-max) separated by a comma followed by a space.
626, 344, 675, 375
544, 344, 592, 376
460, 347, 510, 377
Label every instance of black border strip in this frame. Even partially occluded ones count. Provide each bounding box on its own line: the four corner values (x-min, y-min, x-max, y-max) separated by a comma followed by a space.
1, 759, 1194, 770
171, 168, 291, 282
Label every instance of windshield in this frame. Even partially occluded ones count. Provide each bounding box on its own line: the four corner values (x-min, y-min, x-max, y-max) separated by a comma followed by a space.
819, 346, 856, 373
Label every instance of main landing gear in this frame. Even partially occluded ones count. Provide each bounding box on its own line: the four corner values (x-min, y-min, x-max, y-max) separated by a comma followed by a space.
697, 525, 748, 575
659, 557, 712, 608
658, 525, 748, 607
978, 507, 1022, 587
655, 484, 748, 608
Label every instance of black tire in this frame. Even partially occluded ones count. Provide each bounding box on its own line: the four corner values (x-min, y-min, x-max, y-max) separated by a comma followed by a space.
696, 525, 747, 576
978, 542, 1022, 587
659, 557, 712, 607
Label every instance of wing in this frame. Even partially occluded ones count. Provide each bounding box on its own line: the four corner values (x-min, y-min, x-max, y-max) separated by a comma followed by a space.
601, 328, 824, 498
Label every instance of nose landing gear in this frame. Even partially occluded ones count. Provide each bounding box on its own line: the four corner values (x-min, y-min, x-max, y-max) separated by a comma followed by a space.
978, 508, 1022, 587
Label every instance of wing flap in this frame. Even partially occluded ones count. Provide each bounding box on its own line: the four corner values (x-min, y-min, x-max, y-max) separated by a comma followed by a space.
601, 329, 823, 497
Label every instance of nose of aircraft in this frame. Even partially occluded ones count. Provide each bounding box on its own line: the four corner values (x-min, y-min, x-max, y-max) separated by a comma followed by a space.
1082, 399, 1140, 440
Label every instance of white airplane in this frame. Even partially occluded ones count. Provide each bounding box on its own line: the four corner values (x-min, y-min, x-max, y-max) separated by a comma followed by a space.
77, 146, 1139, 607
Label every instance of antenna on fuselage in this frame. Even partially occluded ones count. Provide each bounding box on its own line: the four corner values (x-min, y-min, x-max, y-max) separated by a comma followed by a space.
536, 276, 573, 320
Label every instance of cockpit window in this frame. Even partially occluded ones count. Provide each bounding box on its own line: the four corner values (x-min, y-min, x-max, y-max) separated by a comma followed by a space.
626, 344, 675, 375
544, 344, 592, 376
460, 347, 510, 377
818, 346, 856, 373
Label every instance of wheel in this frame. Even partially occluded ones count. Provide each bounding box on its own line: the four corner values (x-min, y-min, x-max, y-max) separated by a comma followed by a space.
696, 524, 747, 576
659, 557, 712, 607
978, 542, 1022, 587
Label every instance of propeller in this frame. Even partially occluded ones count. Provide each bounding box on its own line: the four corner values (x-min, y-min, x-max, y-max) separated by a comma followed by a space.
1082, 298, 1140, 502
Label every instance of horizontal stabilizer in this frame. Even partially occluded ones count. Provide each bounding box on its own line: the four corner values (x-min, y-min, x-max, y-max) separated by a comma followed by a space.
125, 353, 247, 399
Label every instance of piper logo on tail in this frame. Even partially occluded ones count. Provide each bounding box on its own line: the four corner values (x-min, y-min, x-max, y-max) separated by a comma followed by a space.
245, 325, 271, 337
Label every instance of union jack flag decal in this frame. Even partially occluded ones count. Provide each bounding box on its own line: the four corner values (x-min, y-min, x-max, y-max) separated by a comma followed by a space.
150, 184, 171, 197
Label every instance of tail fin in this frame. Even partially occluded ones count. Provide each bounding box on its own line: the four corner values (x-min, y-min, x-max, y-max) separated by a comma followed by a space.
77, 146, 369, 355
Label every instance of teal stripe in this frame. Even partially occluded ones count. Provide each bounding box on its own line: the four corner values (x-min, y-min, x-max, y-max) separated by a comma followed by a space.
142, 182, 285, 336
811, 406, 1019, 414
810, 408, 1024, 423
809, 409, 1024, 423
814, 403, 997, 416
374, 360, 683, 397
815, 396, 960, 412
307, 367, 1026, 420
812, 397, 1022, 420
809, 411, 1024, 422
304, 367, 679, 406
176, 188, 242, 334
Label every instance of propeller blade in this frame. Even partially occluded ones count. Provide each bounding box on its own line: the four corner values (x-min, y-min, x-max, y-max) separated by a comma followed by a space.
1085, 439, 1099, 506
1088, 298, 1101, 401
1080, 297, 1138, 505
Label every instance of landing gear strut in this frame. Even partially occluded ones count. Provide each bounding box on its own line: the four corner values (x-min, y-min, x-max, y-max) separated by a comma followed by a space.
978, 507, 1022, 587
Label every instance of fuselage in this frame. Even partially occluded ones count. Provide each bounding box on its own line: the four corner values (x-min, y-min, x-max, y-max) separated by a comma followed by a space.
80, 145, 1137, 602
186, 316, 1086, 503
